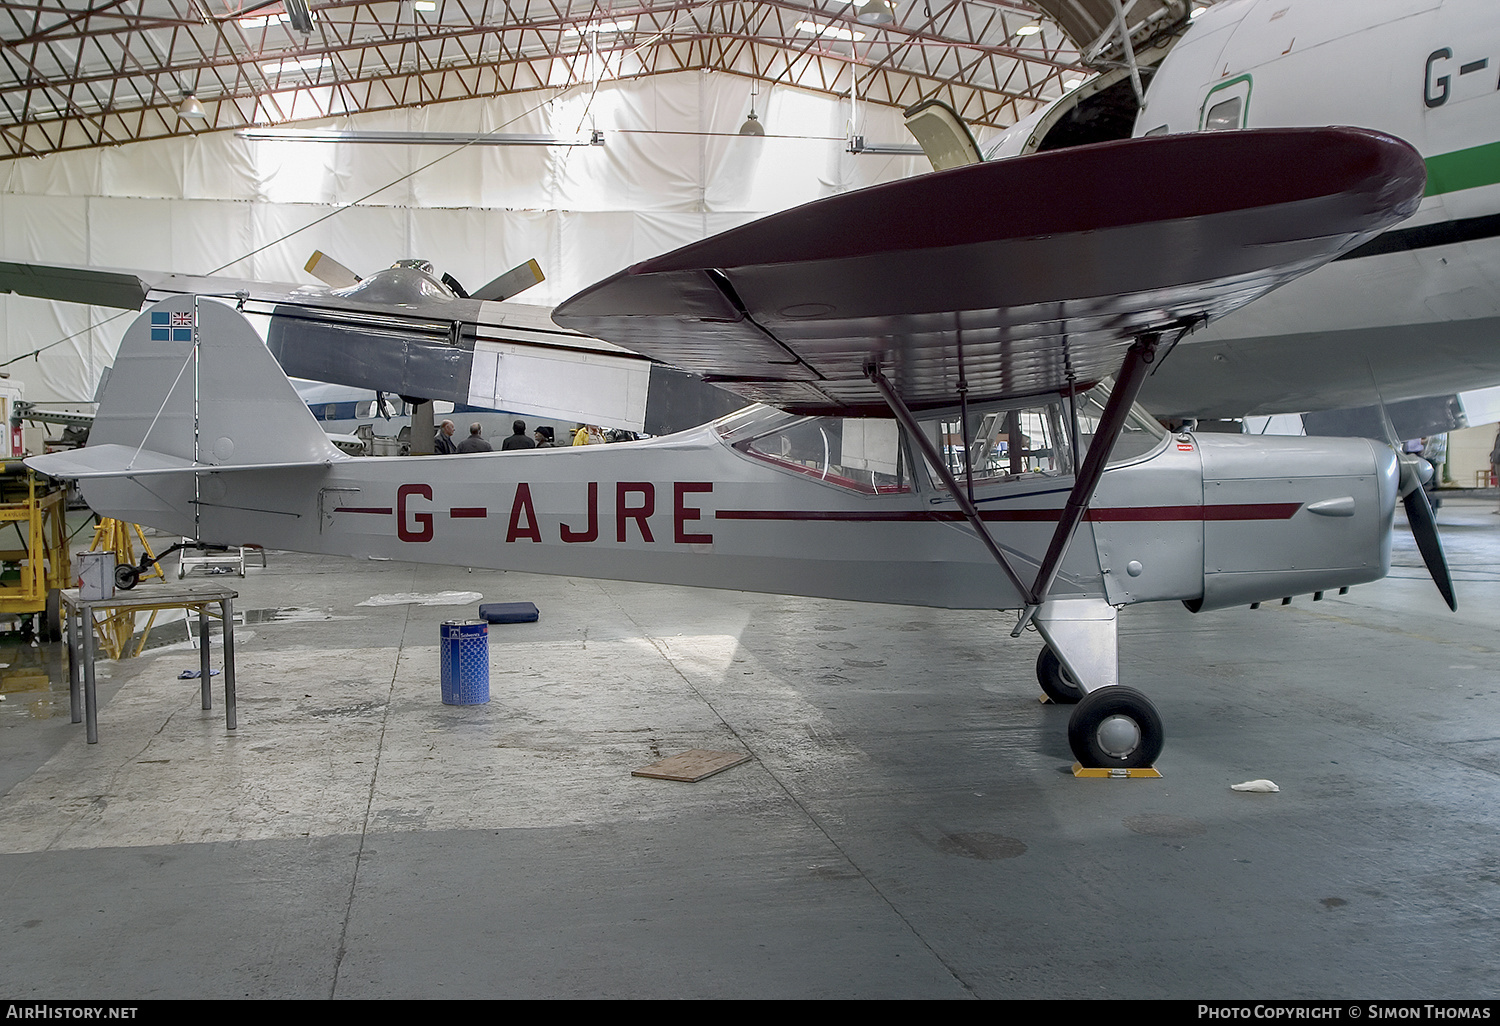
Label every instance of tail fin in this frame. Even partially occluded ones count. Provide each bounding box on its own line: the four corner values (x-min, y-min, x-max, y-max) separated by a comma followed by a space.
30, 295, 340, 481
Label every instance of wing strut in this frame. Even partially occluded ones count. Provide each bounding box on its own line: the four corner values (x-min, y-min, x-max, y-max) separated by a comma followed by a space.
1016, 331, 1163, 633
868, 331, 1167, 627
866, 362, 1036, 604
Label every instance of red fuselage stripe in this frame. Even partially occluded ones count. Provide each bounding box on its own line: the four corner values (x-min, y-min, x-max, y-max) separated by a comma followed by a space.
714, 503, 1301, 523
338, 500, 1302, 524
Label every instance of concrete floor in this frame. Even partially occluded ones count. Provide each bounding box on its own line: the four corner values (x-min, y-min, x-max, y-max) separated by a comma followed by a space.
2, 496, 1499, 999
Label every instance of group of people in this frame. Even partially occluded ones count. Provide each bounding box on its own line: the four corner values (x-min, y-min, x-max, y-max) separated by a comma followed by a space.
434, 418, 634, 453
434, 419, 556, 454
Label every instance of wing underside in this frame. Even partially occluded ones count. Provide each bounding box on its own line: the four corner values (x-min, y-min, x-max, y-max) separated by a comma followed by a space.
553, 128, 1426, 416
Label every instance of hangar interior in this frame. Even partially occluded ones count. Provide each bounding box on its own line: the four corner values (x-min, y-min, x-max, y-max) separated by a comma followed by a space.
2, 0, 1499, 1000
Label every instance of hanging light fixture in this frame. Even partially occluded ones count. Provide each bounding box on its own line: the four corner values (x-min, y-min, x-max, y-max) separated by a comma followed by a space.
739, 81, 766, 136
177, 91, 206, 120
283, 0, 315, 33
856, 0, 895, 26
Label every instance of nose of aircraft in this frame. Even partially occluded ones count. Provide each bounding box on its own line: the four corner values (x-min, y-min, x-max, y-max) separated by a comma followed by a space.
1189, 433, 1399, 612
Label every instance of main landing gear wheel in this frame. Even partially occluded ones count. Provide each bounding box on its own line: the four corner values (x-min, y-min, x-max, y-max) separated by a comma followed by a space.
1067, 686, 1164, 769
1036, 647, 1084, 704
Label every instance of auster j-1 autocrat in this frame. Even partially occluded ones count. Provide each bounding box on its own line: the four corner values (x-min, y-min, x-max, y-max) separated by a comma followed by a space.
27, 127, 1452, 770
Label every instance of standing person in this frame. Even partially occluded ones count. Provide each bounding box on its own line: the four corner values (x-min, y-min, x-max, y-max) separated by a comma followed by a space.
501, 419, 535, 451
1490, 426, 1500, 514
434, 419, 458, 455
457, 423, 493, 453
572, 424, 591, 446
533, 427, 554, 448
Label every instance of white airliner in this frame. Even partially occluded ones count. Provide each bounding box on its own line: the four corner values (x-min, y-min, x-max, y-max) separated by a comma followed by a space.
965, 0, 1500, 425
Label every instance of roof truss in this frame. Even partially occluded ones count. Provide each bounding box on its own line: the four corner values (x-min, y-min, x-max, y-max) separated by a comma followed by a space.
0, 1, 1205, 161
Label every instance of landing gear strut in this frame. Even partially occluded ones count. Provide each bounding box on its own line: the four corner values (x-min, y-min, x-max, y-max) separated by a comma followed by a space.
869, 330, 1182, 771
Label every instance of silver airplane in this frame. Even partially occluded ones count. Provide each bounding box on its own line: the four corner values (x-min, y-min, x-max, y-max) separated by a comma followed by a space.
27, 126, 1444, 771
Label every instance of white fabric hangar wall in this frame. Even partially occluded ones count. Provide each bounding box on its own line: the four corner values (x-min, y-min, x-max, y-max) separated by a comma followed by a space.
0, 72, 935, 404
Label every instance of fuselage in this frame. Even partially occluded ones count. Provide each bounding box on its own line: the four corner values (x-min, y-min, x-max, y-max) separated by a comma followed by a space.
79, 400, 1396, 614
1128, 0, 1500, 418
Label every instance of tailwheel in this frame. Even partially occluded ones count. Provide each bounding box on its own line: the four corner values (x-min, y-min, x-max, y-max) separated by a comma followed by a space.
114, 562, 141, 591
1067, 686, 1163, 769
1036, 646, 1083, 704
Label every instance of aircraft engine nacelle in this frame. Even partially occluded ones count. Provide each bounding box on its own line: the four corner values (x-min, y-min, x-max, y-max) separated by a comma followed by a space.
1186, 434, 1398, 612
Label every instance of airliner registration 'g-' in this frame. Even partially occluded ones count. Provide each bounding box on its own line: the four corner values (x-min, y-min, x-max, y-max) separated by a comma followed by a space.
27, 127, 1447, 770
976, 0, 1500, 426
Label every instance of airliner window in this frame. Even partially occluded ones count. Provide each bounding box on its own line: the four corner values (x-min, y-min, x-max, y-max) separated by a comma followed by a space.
922, 399, 1073, 489
1204, 96, 1242, 131
736, 416, 910, 494
1073, 383, 1167, 465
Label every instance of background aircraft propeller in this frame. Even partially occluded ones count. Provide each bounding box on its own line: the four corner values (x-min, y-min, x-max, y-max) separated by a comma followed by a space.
303, 251, 544, 303
304, 250, 361, 289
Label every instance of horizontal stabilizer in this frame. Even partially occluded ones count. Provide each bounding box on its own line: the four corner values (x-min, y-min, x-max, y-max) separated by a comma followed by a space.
0, 260, 149, 310
28, 443, 332, 481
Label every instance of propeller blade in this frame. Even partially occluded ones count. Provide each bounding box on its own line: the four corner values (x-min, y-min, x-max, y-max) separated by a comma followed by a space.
470, 258, 544, 302
305, 250, 362, 289
1363, 367, 1454, 609
1402, 482, 1458, 611
439, 272, 469, 298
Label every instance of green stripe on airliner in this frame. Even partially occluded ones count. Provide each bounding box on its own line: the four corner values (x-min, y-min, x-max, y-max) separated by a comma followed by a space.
1425, 139, 1500, 196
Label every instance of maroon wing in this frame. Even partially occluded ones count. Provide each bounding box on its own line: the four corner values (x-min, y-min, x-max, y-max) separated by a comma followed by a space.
553, 128, 1425, 416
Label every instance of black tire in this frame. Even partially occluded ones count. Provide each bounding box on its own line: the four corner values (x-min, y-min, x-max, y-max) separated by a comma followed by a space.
1036, 647, 1084, 704
113, 563, 140, 591
43, 588, 62, 642
1067, 686, 1164, 769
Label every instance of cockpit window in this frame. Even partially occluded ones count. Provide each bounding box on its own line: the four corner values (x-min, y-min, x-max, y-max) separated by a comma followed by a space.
1073, 381, 1167, 465
714, 388, 1164, 497
919, 398, 1073, 490
1200, 75, 1252, 132
733, 416, 911, 494
1204, 96, 1242, 131
918, 385, 1165, 491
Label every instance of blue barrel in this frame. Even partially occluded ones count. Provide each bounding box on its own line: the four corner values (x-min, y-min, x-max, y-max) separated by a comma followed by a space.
439, 619, 490, 705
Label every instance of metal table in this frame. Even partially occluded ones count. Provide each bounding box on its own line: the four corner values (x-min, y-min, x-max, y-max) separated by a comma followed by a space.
60, 583, 239, 744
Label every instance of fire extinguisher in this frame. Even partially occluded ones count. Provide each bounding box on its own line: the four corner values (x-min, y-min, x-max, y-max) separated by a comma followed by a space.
9, 425, 20, 457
